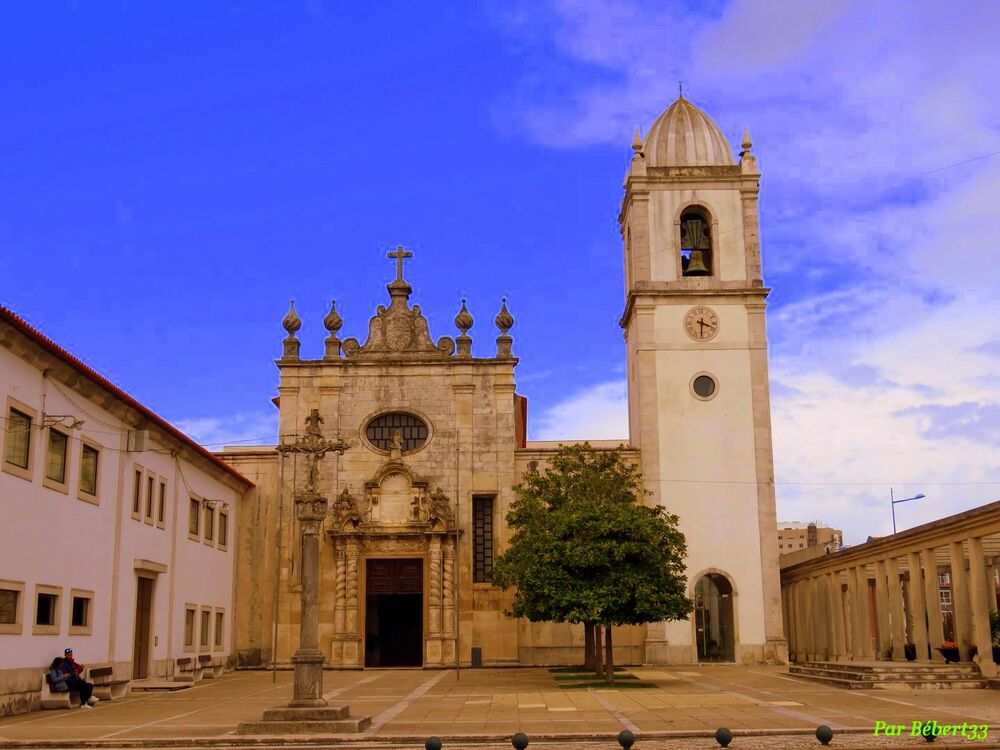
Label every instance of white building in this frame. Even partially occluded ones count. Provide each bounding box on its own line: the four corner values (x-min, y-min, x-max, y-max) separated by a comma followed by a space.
0, 307, 252, 716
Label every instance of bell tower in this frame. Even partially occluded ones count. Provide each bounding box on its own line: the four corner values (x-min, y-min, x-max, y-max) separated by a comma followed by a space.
620, 96, 786, 664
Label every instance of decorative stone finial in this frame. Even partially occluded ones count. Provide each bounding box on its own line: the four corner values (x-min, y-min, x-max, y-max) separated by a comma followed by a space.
455, 298, 474, 357
323, 300, 343, 360
455, 299, 474, 333
495, 297, 514, 358
323, 300, 342, 335
281, 299, 301, 360
632, 126, 643, 155
495, 297, 514, 334
739, 127, 758, 174
282, 299, 301, 336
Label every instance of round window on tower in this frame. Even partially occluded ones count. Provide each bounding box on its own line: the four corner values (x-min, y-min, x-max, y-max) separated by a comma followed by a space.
364, 412, 430, 454
690, 373, 718, 401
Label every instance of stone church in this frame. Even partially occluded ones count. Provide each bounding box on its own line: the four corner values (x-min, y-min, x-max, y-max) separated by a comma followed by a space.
222, 95, 787, 669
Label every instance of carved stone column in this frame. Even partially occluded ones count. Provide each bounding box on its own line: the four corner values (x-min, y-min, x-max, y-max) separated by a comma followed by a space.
429, 538, 443, 636
443, 539, 456, 638
346, 539, 360, 636
290, 495, 327, 708
334, 543, 346, 634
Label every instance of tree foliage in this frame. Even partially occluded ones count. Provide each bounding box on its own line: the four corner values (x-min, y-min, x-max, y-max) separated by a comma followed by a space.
492, 443, 693, 631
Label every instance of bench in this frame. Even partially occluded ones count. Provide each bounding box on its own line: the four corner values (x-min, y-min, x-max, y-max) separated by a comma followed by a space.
87, 665, 131, 701
197, 654, 224, 679
40, 673, 81, 710
174, 657, 203, 682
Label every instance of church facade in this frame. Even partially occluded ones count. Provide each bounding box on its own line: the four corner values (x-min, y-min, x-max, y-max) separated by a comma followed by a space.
224, 96, 787, 669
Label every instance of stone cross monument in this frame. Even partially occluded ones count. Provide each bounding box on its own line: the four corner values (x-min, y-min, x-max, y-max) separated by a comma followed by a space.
238, 409, 370, 734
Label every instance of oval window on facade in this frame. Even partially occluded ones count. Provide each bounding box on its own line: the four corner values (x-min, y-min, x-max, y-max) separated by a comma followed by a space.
365, 412, 429, 453
691, 373, 718, 401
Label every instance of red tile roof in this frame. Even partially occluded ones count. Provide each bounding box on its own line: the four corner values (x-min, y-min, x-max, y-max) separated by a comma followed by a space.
0, 306, 253, 488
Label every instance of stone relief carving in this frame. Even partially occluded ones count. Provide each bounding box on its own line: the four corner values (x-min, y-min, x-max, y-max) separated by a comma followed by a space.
331, 485, 362, 531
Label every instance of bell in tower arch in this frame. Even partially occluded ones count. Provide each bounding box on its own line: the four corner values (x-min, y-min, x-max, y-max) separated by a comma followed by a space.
681, 213, 712, 277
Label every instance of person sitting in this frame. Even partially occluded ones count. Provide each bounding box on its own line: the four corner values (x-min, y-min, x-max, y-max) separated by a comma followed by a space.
47, 656, 97, 708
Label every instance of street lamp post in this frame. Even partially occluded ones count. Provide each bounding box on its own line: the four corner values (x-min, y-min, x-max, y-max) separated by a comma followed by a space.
890, 489, 926, 534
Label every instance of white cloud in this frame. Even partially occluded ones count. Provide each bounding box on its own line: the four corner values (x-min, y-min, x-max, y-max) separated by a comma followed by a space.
530, 380, 629, 441
174, 411, 278, 449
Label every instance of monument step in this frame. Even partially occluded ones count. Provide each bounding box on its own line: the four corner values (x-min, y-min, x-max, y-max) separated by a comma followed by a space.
236, 716, 372, 735
262, 706, 350, 722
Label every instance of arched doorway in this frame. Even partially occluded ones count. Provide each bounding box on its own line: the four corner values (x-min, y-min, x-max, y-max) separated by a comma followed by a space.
694, 573, 735, 662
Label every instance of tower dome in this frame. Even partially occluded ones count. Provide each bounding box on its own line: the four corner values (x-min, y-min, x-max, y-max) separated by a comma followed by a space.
643, 97, 734, 167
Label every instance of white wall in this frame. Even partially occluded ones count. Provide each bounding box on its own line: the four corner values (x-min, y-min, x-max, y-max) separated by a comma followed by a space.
1, 343, 242, 688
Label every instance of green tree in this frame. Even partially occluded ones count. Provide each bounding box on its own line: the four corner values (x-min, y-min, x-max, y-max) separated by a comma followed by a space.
492, 443, 693, 682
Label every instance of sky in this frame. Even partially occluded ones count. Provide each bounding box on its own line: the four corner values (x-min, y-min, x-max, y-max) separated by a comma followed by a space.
2, 1, 998, 544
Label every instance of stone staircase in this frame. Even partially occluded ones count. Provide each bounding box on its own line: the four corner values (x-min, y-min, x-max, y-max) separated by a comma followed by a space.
788, 660, 988, 690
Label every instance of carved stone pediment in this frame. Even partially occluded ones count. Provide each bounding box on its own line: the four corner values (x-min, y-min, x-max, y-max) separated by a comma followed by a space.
341, 248, 455, 359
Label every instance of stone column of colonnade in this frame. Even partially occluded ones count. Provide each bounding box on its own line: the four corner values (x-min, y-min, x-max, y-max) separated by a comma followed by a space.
949, 541, 974, 662
906, 550, 931, 662
921, 547, 947, 662
829, 570, 848, 659
885, 557, 907, 661
968, 537, 998, 678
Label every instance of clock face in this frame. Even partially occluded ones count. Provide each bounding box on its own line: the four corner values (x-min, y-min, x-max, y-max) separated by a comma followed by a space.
684, 306, 719, 341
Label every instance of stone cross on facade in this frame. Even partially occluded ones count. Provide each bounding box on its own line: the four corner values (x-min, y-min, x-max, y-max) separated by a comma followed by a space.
388, 245, 412, 282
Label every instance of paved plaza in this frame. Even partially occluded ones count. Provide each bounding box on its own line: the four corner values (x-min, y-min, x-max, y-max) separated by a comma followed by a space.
1, 666, 999, 749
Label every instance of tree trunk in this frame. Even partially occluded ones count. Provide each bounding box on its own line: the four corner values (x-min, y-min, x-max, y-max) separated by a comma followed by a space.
584, 623, 595, 669
594, 624, 604, 678
605, 626, 615, 684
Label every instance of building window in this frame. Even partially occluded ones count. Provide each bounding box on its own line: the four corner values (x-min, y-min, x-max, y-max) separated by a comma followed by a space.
184, 607, 196, 648
4, 405, 33, 477
132, 469, 143, 516
214, 611, 224, 648
200, 609, 210, 647
218, 511, 228, 550
680, 208, 712, 277
45, 429, 69, 485
0, 581, 24, 635
939, 589, 953, 612
79, 443, 99, 498
189, 498, 200, 537
938, 572, 950, 586
157, 481, 167, 527
204, 506, 215, 542
472, 495, 494, 583
0, 589, 18, 624
33, 585, 61, 635
365, 412, 429, 453
69, 590, 93, 635
145, 475, 154, 521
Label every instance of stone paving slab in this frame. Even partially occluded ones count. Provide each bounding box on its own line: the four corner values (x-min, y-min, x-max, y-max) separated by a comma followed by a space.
0, 665, 996, 749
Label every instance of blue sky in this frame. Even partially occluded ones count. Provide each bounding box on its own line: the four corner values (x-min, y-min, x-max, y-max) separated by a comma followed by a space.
2, 1, 998, 543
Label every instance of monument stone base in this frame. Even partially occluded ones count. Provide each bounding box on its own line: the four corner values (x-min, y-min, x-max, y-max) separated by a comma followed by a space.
236, 703, 371, 734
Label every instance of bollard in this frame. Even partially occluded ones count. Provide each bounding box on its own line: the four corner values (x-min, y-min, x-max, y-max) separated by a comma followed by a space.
924, 732, 935, 743
425, 738, 442, 750
815, 726, 833, 746
618, 729, 635, 750
715, 727, 733, 748
511, 732, 529, 750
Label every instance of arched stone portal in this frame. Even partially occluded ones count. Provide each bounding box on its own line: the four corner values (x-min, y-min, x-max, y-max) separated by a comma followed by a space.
694, 572, 736, 662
